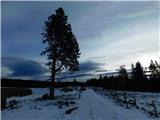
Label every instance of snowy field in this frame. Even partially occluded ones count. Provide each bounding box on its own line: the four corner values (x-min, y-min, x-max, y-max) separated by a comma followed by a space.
94, 88, 160, 119
1, 87, 160, 120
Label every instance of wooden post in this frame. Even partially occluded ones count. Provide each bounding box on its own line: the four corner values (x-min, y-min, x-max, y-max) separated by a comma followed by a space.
152, 101, 158, 117
124, 92, 129, 108
134, 95, 137, 107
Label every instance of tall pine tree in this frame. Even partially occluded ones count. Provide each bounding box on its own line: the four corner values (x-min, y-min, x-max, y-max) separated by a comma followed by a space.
149, 60, 160, 80
41, 8, 80, 99
132, 61, 144, 80
118, 65, 128, 80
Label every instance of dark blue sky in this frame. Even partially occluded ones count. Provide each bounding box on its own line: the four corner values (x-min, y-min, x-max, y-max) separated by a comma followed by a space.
2, 1, 159, 80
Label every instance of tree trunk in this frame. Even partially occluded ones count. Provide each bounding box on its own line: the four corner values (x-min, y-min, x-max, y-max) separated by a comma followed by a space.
49, 80, 55, 99
49, 64, 56, 99
49, 50, 57, 99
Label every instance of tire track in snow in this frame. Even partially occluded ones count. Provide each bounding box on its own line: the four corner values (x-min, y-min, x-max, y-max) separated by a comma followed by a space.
83, 89, 125, 120
93, 90, 127, 120
64, 89, 127, 120
87, 93, 95, 120
96, 97, 127, 120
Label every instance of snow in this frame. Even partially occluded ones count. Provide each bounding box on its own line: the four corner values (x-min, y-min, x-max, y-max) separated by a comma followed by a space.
1, 87, 160, 120
2, 87, 80, 120
94, 88, 160, 119
65, 89, 151, 120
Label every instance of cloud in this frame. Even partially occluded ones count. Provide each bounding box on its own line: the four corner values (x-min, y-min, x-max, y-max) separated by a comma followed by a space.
114, 2, 158, 19
79, 61, 103, 74
2, 57, 104, 81
56, 60, 105, 80
57, 73, 93, 80
2, 57, 47, 77
59, 60, 104, 75
80, 9, 159, 69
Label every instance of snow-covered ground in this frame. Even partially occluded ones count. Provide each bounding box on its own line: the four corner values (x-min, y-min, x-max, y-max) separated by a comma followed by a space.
2, 87, 160, 120
94, 88, 160, 119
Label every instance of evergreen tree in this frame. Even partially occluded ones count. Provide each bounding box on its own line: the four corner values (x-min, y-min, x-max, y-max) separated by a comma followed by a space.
118, 65, 128, 80
99, 75, 103, 81
41, 7, 80, 99
133, 61, 144, 80
149, 60, 156, 79
131, 63, 135, 79
149, 60, 160, 79
155, 60, 160, 78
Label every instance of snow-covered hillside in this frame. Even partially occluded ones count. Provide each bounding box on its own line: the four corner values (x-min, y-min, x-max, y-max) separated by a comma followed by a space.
2, 87, 160, 120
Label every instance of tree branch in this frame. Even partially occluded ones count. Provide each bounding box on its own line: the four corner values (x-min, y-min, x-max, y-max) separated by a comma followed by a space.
55, 64, 63, 72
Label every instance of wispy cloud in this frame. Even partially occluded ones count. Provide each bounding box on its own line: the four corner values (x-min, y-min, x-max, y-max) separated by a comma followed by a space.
83, 14, 159, 69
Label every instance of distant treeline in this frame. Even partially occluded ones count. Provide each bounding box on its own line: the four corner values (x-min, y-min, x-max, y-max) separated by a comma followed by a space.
1, 78, 84, 88
85, 60, 160, 92
85, 77, 160, 92
2, 77, 160, 92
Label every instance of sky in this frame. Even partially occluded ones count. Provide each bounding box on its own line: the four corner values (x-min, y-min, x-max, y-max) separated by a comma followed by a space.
1, 1, 159, 81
